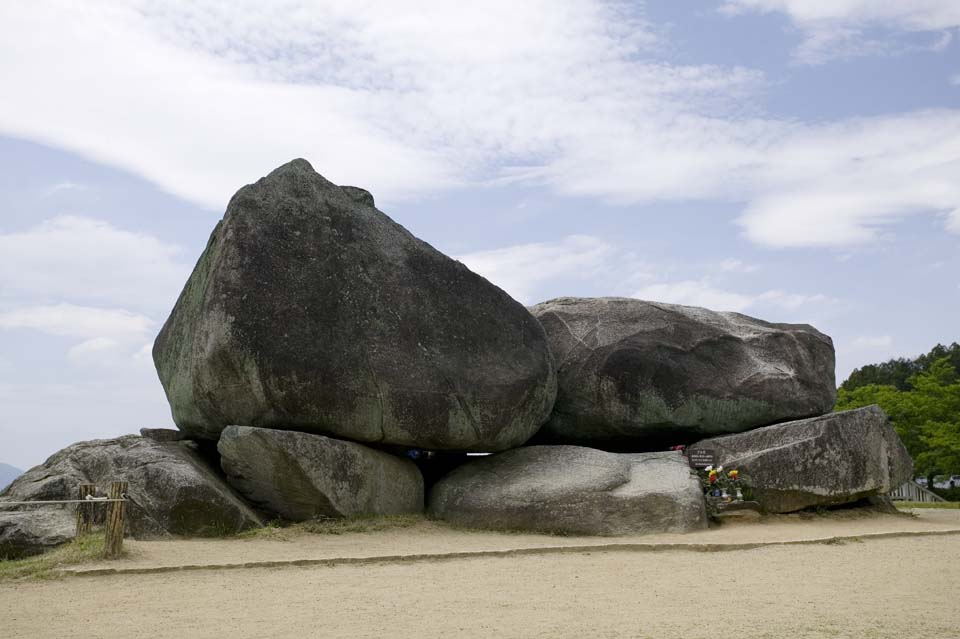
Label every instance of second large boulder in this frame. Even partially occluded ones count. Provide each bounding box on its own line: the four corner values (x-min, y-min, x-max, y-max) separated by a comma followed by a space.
530, 297, 836, 448
153, 159, 556, 451
429, 446, 707, 535
218, 426, 424, 521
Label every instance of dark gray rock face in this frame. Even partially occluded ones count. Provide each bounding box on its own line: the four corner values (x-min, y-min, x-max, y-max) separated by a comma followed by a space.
140, 428, 186, 442
0, 510, 74, 560
0, 436, 262, 545
429, 446, 707, 535
688, 405, 913, 513
218, 426, 423, 521
154, 159, 556, 451
529, 297, 836, 447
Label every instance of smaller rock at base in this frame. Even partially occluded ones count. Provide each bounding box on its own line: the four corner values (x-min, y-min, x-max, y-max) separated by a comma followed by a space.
2, 435, 262, 543
218, 426, 424, 521
688, 405, 913, 513
429, 446, 707, 536
0, 510, 74, 560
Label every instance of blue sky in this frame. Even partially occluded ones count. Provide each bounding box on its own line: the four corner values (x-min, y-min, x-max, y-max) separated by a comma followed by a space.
1, 1, 958, 470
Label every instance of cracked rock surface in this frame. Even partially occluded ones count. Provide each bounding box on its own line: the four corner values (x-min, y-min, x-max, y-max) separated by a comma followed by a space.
429, 446, 707, 535
530, 297, 836, 448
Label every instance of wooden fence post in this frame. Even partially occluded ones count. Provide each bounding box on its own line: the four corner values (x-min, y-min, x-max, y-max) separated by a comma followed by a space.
104, 481, 127, 559
75, 483, 96, 537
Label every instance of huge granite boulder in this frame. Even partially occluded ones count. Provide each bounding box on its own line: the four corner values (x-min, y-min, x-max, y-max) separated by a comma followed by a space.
218, 426, 423, 521
154, 159, 556, 451
429, 446, 707, 535
688, 405, 913, 513
529, 297, 836, 448
0, 510, 74, 560
0, 436, 262, 551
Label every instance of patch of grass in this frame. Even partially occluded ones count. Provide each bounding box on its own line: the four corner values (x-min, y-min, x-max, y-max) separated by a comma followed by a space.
237, 513, 428, 540
894, 501, 960, 509
0, 534, 120, 582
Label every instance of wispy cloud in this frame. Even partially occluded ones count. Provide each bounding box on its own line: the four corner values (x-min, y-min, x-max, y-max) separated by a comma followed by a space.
722, 0, 960, 64
850, 335, 893, 350
719, 259, 758, 273
0, 216, 189, 312
0, 304, 153, 340
0, 2, 957, 250
457, 235, 654, 305
458, 236, 829, 315
632, 279, 829, 314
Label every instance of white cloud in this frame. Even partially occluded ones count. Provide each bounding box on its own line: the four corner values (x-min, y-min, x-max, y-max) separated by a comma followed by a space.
737, 110, 960, 247
947, 208, 960, 233
43, 181, 88, 197
722, 0, 960, 64
0, 2, 957, 250
0, 304, 153, 341
456, 235, 653, 304
67, 337, 120, 360
719, 259, 758, 273
633, 280, 757, 312
632, 280, 829, 314
850, 335, 893, 350
0, 216, 189, 312
951, 74, 960, 86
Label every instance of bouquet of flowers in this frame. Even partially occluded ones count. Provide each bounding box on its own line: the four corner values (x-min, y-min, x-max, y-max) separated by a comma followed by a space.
697, 465, 749, 508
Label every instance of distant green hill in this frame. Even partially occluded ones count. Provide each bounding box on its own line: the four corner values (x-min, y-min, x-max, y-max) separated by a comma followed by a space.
0, 463, 23, 491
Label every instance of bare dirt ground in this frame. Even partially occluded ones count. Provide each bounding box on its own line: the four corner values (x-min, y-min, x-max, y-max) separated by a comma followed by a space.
3, 510, 960, 638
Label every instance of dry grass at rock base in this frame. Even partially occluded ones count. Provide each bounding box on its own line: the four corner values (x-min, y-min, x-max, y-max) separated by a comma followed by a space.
895, 500, 960, 509
0, 534, 124, 582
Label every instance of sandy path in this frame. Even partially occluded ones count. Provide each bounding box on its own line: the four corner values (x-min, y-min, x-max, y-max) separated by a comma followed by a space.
60, 509, 960, 574
3, 533, 959, 639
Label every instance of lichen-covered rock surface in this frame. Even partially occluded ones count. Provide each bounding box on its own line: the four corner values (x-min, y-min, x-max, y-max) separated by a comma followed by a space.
154, 159, 556, 451
429, 446, 707, 535
688, 405, 913, 513
529, 297, 836, 448
0, 436, 262, 548
218, 426, 423, 521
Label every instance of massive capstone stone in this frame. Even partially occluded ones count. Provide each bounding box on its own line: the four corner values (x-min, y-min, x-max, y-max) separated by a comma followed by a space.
218, 426, 424, 521
529, 297, 836, 448
688, 405, 913, 513
154, 159, 556, 451
0, 435, 262, 554
428, 446, 707, 535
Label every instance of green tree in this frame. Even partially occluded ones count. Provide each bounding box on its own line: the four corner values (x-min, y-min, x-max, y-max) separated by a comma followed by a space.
836, 357, 960, 487
841, 342, 960, 392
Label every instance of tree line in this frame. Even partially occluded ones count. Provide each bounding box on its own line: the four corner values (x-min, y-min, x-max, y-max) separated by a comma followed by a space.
836, 343, 960, 493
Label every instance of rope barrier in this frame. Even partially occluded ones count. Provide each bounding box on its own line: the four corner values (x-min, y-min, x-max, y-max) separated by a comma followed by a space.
0, 498, 127, 506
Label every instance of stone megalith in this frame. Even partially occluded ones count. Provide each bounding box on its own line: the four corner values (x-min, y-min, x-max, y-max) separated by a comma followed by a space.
218, 426, 424, 521
429, 447, 707, 535
529, 297, 836, 448
154, 159, 556, 451
0, 435, 262, 553
688, 405, 913, 512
